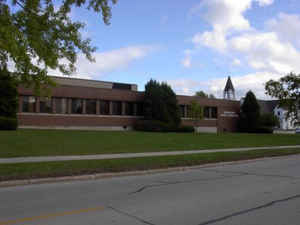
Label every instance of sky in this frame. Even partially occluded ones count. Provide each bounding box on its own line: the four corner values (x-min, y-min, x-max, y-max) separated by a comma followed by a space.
55, 0, 300, 99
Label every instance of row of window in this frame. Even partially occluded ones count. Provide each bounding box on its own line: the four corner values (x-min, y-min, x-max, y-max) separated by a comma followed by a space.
22, 96, 144, 116
179, 105, 218, 119
22, 96, 218, 118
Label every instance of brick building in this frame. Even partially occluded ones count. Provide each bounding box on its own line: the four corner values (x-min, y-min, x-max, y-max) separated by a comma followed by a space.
17, 76, 240, 132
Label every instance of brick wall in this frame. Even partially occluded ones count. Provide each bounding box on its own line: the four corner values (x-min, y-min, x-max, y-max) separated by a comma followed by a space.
18, 85, 241, 132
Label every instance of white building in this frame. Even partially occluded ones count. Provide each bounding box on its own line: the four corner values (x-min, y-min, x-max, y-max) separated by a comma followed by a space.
274, 106, 299, 130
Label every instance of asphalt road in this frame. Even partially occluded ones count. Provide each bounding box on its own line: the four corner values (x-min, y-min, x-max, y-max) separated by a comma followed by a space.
1, 155, 300, 225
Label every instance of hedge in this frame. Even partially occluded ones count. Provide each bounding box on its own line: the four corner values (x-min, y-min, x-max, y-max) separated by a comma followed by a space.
134, 120, 194, 133
0, 117, 18, 130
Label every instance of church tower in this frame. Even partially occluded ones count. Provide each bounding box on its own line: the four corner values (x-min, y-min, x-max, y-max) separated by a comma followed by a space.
223, 76, 236, 100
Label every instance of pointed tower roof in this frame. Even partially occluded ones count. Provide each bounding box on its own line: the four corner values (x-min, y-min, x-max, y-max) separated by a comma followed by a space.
224, 76, 235, 91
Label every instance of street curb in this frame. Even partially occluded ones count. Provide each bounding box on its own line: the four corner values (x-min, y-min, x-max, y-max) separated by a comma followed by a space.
0, 154, 297, 188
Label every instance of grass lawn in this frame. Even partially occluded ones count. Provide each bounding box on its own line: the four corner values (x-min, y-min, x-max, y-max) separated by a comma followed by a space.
1, 148, 300, 181
1, 129, 300, 158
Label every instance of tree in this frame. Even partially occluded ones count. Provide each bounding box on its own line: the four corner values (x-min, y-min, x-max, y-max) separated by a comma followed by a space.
188, 100, 204, 132
208, 94, 216, 99
0, 0, 117, 94
0, 68, 18, 130
0, 69, 18, 118
195, 91, 208, 98
195, 91, 216, 99
265, 72, 300, 126
239, 91, 260, 132
144, 79, 181, 126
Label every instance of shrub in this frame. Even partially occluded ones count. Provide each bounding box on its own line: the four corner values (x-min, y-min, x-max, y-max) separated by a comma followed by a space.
0, 117, 18, 130
134, 120, 194, 133
255, 127, 274, 134
259, 113, 280, 128
176, 125, 195, 133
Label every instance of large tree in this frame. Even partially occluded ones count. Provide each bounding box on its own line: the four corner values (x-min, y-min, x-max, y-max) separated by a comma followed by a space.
144, 79, 181, 126
239, 91, 260, 132
0, 0, 117, 93
265, 72, 300, 126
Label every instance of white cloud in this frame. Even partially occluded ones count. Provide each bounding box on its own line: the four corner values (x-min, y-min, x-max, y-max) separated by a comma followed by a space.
190, 0, 255, 52
256, 0, 274, 6
206, 72, 282, 99
51, 45, 157, 79
229, 32, 300, 73
168, 72, 282, 99
189, 1, 300, 76
167, 79, 203, 95
266, 13, 300, 48
190, 0, 276, 53
232, 58, 242, 66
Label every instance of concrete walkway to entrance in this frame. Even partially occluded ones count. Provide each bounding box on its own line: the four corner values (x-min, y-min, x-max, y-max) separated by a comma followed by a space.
1, 145, 300, 164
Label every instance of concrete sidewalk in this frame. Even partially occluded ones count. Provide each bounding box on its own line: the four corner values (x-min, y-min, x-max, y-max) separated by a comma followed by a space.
1, 145, 300, 164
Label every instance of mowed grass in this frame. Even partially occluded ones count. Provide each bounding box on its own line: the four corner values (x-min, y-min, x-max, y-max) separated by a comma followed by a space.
1, 148, 300, 181
1, 129, 300, 158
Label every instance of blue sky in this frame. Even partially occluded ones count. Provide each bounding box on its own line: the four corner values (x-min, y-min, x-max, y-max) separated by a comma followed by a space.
60, 0, 300, 99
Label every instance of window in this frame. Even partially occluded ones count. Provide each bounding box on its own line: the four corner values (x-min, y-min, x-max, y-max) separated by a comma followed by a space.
125, 102, 134, 116
40, 97, 52, 113
100, 100, 109, 115
179, 105, 185, 118
112, 101, 122, 115
186, 105, 192, 117
203, 107, 218, 119
54, 98, 67, 114
22, 96, 36, 113
211, 107, 218, 118
86, 99, 96, 114
71, 99, 83, 114
204, 107, 210, 118
136, 103, 144, 116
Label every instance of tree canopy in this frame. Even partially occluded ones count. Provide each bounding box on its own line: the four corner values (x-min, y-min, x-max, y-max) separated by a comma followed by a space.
144, 79, 181, 126
265, 72, 300, 126
195, 91, 216, 99
0, 0, 117, 93
195, 91, 208, 98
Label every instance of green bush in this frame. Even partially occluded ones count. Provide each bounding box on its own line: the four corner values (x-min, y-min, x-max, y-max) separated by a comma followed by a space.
255, 127, 274, 134
259, 113, 279, 128
0, 117, 18, 130
134, 120, 194, 133
176, 126, 195, 133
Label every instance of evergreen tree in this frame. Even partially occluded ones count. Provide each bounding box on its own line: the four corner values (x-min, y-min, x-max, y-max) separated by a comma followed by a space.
240, 91, 260, 132
144, 79, 181, 126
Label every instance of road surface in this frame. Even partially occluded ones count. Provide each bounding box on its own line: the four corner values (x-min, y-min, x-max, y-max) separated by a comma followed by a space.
1, 155, 300, 225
